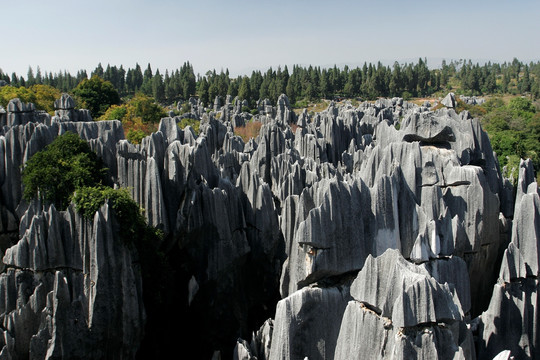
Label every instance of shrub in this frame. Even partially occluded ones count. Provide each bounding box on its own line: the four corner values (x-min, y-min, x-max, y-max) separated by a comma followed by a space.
178, 102, 191, 115
30, 84, 62, 114
401, 91, 413, 100
21, 132, 106, 209
178, 117, 200, 134
73, 185, 145, 238
100, 94, 166, 144
100, 104, 128, 121
127, 129, 147, 144
293, 98, 309, 109
128, 94, 167, 123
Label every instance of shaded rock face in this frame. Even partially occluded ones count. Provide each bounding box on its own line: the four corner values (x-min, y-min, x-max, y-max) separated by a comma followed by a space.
478, 160, 540, 360
2, 98, 47, 127
0, 201, 144, 359
0, 94, 536, 359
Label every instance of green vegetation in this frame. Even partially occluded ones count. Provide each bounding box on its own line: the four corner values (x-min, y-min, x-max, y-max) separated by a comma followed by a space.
178, 117, 200, 134
72, 185, 151, 242
479, 97, 539, 180
73, 75, 120, 118
21, 132, 106, 209
4, 58, 538, 110
100, 94, 166, 144
177, 101, 191, 115
0, 84, 61, 114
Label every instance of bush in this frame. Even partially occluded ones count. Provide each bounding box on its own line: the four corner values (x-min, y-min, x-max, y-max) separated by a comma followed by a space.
178, 102, 191, 115
178, 117, 200, 134
127, 129, 147, 144
128, 94, 167, 123
502, 155, 522, 184
401, 91, 413, 100
479, 96, 539, 175
100, 94, 166, 144
293, 98, 309, 109
22, 132, 106, 209
73, 185, 145, 238
30, 85, 62, 114
100, 104, 128, 121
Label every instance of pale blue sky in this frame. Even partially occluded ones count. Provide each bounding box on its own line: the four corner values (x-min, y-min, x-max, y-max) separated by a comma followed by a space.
2, 0, 539, 77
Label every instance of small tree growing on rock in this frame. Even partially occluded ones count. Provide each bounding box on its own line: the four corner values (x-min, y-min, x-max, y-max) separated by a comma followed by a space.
21, 132, 106, 209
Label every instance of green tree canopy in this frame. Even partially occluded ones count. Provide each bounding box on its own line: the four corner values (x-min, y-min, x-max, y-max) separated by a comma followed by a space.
0, 85, 36, 107
100, 94, 166, 144
238, 76, 251, 102
22, 132, 106, 209
73, 75, 120, 118
0, 84, 61, 115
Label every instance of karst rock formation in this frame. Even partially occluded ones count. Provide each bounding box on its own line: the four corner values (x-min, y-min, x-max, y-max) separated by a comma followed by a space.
0, 94, 537, 359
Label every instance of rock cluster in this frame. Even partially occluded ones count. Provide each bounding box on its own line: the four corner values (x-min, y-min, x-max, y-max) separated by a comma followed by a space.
52, 93, 93, 122
459, 95, 485, 105
0, 92, 536, 359
1, 98, 48, 127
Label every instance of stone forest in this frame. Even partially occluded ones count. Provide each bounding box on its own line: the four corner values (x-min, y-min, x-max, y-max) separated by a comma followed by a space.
0, 90, 537, 360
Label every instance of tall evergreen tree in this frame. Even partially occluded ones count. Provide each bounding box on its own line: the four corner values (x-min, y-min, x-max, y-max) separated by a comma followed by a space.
152, 69, 165, 102
27, 67, 35, 86
92, 63, 104, 78
238, 76, 251, 103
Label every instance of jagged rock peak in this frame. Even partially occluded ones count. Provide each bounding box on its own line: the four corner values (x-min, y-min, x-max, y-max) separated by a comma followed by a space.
7, 98, 35, 113
54, 93, 76, 110
441, 92, 456, 108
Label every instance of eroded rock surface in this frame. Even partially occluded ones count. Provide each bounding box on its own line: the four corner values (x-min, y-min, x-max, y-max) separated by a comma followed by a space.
0, 93, 536, 359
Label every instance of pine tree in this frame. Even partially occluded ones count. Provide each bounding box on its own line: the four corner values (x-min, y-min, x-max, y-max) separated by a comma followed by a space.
319, 70, 330, 99
238, 76, 251, 103
141, 64, 153, 95
92, 63, 104, 78
519, 65, 531, 93
11, 73, 19, 87
27, 67, 35, 86
197, 77, 209, 106
227, 79, 238, 98
152, 69, 165, 103
35, 66, 43, 85
134, 64, 143, 91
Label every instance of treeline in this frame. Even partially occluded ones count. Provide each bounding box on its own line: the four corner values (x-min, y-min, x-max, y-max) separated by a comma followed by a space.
1, 58, 539, 107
